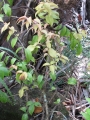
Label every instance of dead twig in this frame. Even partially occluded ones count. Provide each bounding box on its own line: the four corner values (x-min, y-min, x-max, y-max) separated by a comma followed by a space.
43, 90, 49, 120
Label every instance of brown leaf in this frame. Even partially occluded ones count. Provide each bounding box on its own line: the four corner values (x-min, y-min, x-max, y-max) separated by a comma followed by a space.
17, 16, 27, 24
19, 72, 27, 81
34, 106, 43, 114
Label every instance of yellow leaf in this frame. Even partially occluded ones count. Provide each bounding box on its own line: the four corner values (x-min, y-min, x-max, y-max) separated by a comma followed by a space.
46, 40, 51, 48
25, 21, 30, 30
1, 22, 10, 33
16, 70, 23, 74
25, 17, 32, 29
10, 65, 17, 70
43, 63, 50, 66
27, 17, 32, 25
0, 17, 3, 22
48, 48, 57, 58
19, 72, 27, 81
60, 55, 69, 64
9, 26, 16, 36
49, 2, 58, 9
49, 65, 56, 74
19, 86, 28, 98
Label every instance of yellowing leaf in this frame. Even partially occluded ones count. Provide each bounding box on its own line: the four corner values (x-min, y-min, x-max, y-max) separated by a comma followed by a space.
25, 17, 32, 29
60, 55, 69, 64
25, 21, 30, 30
49, 2, 58, 9
10, 65, 17, 70
46, 40, 51, 48
49, 65, 56, 74
1, 22, 10, 33
35, 2, 43, 11
27, 17, 32, 25
19, 72, 27, 81
27, 45, 36, 52
48, 48, 57, 58
19, 86, 28, 98
43, 63, 50, 66
0, 17, 3, 22
9, 26, 16, 36
16, 70, 23, 74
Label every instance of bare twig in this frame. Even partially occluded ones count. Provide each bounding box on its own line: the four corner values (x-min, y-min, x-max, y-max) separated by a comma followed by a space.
43, 91, 49, 120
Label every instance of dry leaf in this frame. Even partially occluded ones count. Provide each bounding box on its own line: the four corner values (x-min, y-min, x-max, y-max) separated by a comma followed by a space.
34, 106, 43, 114
34, 98, 43, 114
1, 22, 10, 33
10, 65, 17, 70
17, 16, 27, 24
19, 72, 27, 81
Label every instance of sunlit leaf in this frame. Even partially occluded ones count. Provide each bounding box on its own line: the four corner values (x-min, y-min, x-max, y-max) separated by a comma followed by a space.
2, 4, 11, 16
68, 77, 77, 85
11, 37, 18, 48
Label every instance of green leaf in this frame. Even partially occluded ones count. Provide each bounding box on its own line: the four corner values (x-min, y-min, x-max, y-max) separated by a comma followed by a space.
27, 73, 33, 83
0, 78, 12, 97
38, 81, 44, 89
76, 42, 82, 55
60, 26, 67, 36
11, 58, 16, 65
81, 108, 90, 120
16, 47, 22, 53
2, 4, 11, 16
67, 77, 77, 85
0, 51, 5, 61
22, 113, 28, 120
26, 101, 33, 106
11, 37, 18, 48
4, 56, 10, 64
86, 98, 90, 103
20, 107, 27, 112
54, 98, 60, 104
28, 104, 35, 115
7, 0, 13, 6
0, 90, 10, 103
31, 35, 38, 45
25, 48, 35, 63
35, 102, 41, 107
37, 75, 43, 84
46, 14, 54, 26
50, 72, 56, 81
50, 86, 56, 91
0, 66, 9, 78
0, 47, 20, 60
